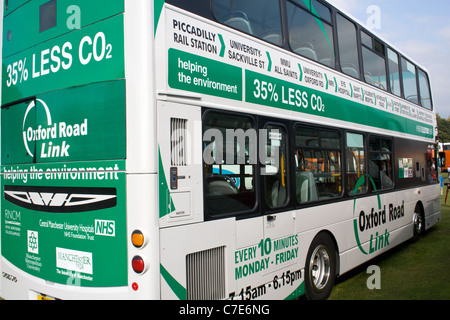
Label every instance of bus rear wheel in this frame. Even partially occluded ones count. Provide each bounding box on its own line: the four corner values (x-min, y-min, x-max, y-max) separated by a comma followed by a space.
305, 233, 337, 300
412, 207, 424, 242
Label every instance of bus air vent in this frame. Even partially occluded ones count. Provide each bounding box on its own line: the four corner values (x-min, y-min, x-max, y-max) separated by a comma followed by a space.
170, 118, 188, 167
186, 246, 226, 300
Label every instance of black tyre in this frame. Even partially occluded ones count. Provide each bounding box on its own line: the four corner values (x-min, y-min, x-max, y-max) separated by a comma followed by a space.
412, 207, 424, 242
305, 233, 337, 300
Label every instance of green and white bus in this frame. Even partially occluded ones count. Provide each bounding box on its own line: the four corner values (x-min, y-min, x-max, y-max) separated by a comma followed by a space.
0, 0, 441, 300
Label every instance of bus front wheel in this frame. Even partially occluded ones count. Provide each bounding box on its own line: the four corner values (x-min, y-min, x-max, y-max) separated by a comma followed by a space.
304, 233, 337, 300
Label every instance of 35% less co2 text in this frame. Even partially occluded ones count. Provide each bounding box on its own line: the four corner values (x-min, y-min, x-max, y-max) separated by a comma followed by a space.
252, 78, 326, 112
6, 58, 29, 87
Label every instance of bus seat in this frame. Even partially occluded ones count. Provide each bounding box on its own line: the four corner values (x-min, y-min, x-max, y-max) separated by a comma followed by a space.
223, 12, 254, 35
270, 180, 287, 207
207, 177, 238, 196
342, 66, 359, 79
320, 58, 333, 68
296, 172, 318, 203
293, 43, 317, 61
364, 72, 375, 85
262, 33, 282, 46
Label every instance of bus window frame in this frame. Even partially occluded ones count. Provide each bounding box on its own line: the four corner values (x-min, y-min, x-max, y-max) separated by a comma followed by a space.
387, 47, 403, 98
345, 131, 368, 196
260, 120, 292, 214
400, 55, 420, 105
368, 135, 395, 192
294, 123, 344, 206
210, 0, 284, 47
336, 12, 361, 81
360, 30, 388, 91
418, 68, 433, 110
286, 0, 336, 69
202, 109, 260, 221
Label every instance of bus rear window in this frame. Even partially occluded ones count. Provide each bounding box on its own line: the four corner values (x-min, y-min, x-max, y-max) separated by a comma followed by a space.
40, 0, 57, 33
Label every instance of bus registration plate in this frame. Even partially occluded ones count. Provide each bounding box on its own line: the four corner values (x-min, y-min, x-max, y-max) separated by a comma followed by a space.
37, 294, 55, 301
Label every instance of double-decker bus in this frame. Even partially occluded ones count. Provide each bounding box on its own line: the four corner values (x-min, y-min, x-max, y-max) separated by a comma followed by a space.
1, 0, 441, 300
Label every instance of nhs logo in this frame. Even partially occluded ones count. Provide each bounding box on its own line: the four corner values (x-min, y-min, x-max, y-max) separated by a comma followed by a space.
95, 220, 115, 237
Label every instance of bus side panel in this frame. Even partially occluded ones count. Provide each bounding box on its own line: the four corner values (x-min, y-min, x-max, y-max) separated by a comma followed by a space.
160, 219, 236, 300
123, 0, 166, 299
126, 174, 160, 299
423, 184, 441, 230
1, 258, 128, 300
337, 186, 439, 276
0, 82, 127, 299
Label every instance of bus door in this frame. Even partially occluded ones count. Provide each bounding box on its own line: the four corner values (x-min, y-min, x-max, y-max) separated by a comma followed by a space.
260, 123, 296, 274
157, 101, 204, 227
158, 103, 237, 300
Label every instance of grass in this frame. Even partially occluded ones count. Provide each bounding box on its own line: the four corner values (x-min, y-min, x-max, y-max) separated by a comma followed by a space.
329, 186, 450, 300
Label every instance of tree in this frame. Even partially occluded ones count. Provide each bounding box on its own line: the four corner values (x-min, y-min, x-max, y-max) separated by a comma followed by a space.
437, 114, 450, 143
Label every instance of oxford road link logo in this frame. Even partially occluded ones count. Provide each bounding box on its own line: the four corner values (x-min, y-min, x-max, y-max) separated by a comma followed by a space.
22, 99, 88, 159
353, 175, 380, 255
353, 175, 406, 255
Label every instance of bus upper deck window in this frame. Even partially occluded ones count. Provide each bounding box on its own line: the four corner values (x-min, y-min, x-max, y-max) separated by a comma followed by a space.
337, 14, 360, 79
418, 70, 433, 110
361, 32, 387, 90
401, 58, 419, 104
387, 48, 402, 97
287, 0, 335, 68
212, 0, 283, 46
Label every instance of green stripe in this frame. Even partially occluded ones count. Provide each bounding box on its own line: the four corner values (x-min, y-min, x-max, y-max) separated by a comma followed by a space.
267, 52, 272, 72
298, 63, 303, 82
354, 219, 369, 255
159, 148, 175, 218
245, 70, 434, 139
285, 281, 305, 300
352, 175, 380, 256
154, 0, 165, 35
160, 264, 187, 300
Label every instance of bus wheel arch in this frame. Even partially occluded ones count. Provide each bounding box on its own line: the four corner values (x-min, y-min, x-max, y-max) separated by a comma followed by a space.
412, 201, 425, 242
304, 231, 339, 300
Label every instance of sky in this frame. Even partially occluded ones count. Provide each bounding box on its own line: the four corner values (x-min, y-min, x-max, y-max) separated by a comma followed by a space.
327, 0, 450, 119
